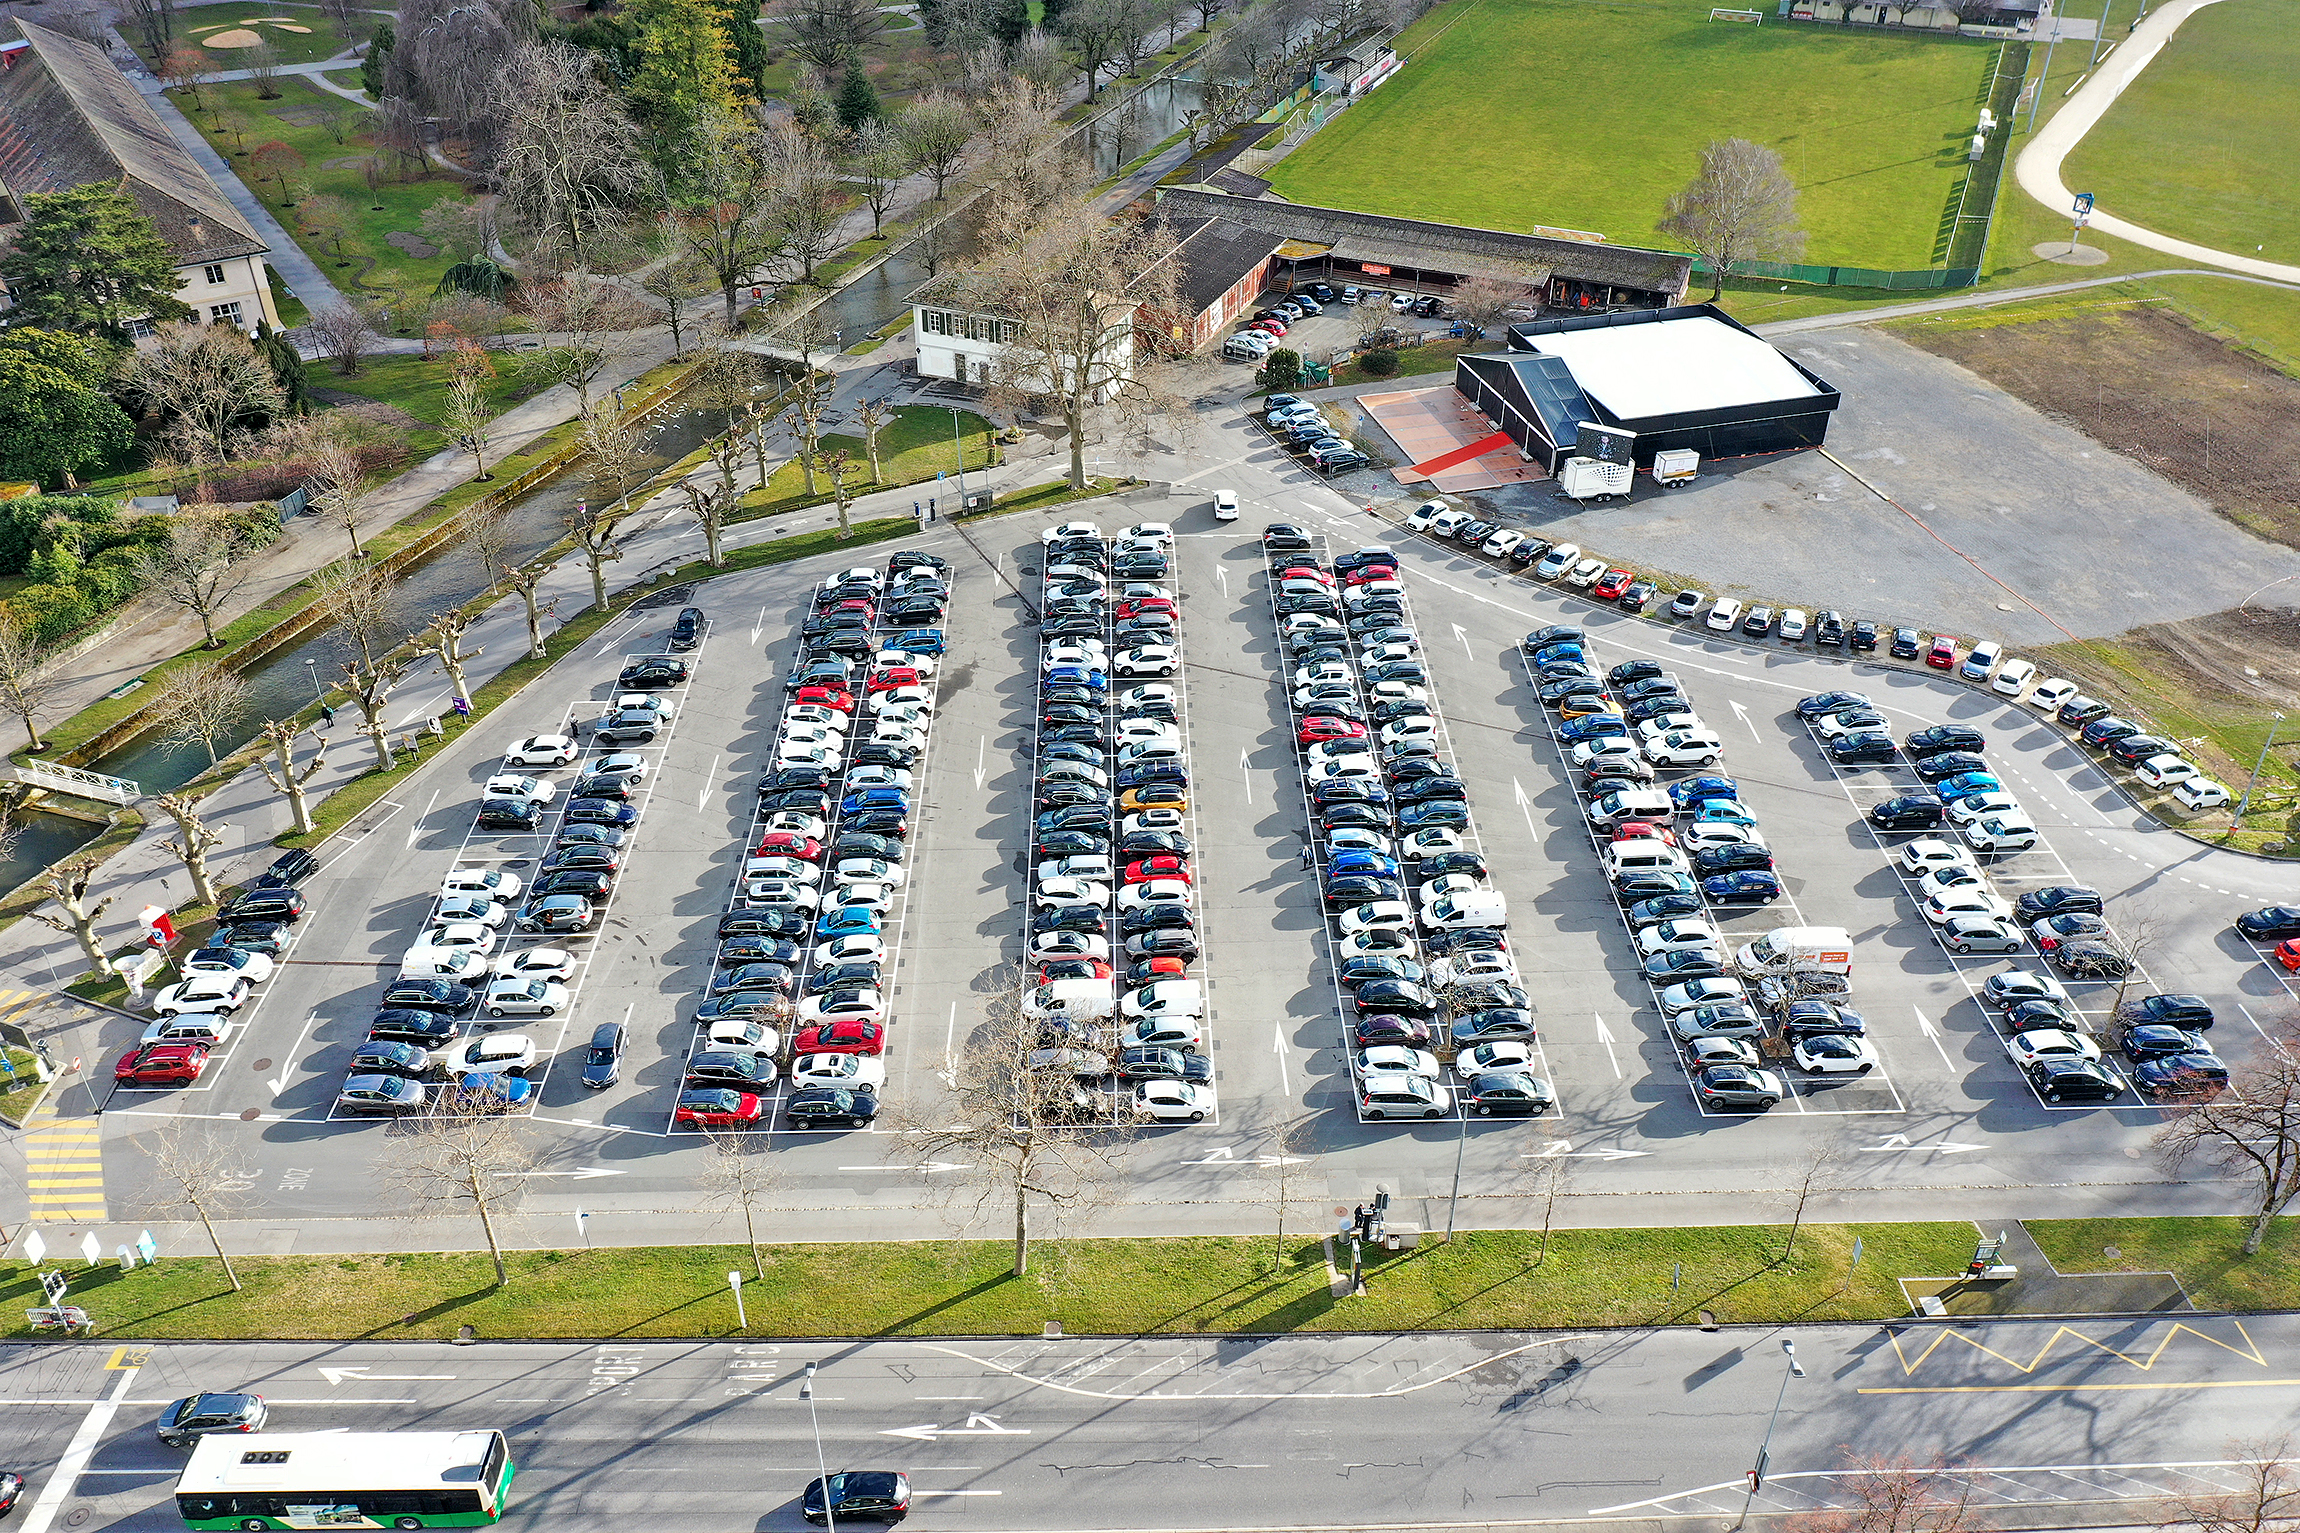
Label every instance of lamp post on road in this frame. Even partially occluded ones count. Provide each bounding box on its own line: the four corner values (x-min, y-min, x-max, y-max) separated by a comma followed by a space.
802, 1361, 836, 1533
1734, 1340, 1804, 1530
2235, 712, 2285, 826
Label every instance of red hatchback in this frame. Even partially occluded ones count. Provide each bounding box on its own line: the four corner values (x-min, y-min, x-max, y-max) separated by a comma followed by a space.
1342, 565, 1398, 587
1299, 716, 1368, 745
793, 1018, 887, 1055
867, 667, 924, 693
1592, 569, 1635, 601
1123, 856, 1192, 885
1612, 821, 1677, 847
2277, 939, 2300, 972
115, 1041, 209, 1086
755, 832, 824, 860
794, 685, 855, 712
1117, 597, 1176, 619
1925, 635, 1958, 669
675, 1088, 764, 1129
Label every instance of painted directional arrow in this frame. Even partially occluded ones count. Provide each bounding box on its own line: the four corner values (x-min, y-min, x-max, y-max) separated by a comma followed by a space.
1453, 622, 1475, 660
1592, 1014, 1623, 1079
881, 1414, 1032, 1441
1914, 1008, 1956, 1071
1524, 1141, 1650, 1161
1859, 1133, 1985, 1156
1512, 777, 1539, 838
319, 1367, 456, 1385
496, 1168, 624, 1179
1728, 699, 1761, 742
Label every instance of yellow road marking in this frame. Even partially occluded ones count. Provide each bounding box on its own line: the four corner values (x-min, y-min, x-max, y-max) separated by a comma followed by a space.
1888, 1319, 2266, 1375
1862, 1378, 2300, 1394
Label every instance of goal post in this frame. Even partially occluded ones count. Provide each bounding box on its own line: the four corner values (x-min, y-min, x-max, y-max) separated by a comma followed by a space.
1709, 7, 1763, 20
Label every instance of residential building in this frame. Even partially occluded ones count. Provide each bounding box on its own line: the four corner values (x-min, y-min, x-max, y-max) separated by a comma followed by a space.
0, 19, 279, 340
910, 275, 1139, 402
1129, 215, 1285, 354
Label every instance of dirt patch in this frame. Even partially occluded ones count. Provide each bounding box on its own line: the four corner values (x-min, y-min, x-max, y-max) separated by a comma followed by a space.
1898, 303, 2300, 554
268, 104, 334, 126
385, 230, 438, 259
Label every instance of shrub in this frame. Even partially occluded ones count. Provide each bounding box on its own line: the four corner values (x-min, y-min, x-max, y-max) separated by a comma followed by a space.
1359, 348, 1399, 377
1263, 347, 1303, 391
6, 580, 94, 643
77, 546, 146, 604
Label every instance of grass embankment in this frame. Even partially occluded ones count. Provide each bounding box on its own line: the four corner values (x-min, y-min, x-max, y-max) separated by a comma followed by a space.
315, 352, 535, 458
2029, 1218, 2300, 1313
0, 1047, 46, 1126
1325, 336, 1482, 389
0, 1222, 1973, 1341
734, 406, 993, 524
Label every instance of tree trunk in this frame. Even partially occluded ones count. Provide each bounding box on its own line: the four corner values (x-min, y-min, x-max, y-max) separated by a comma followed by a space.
587, 551, 609, 612
184, 844, 218, 907
745, 1199, 765, 1281
18, 711, 42, 751
197, 1203, 243, 1291
476, 1195, 509, 1285
518, 586, 546, 659
705, 514, 724, 568
67, 913, 109, 978
365, 721, 395, 771
1066, 403, 1088, 490
723, 282, 741, 327
2246, 1195, 2279, 1255
1012, 1183, 1030, 1277
198, 609, 220, 648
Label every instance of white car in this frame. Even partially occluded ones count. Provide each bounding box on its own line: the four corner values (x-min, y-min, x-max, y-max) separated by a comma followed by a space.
1340, 928, 1419, 960
1991, 658, 2037, 697
1042, 521, 1103, 543
765, 811, 828, 839
2173, 777, 2233, 811
784, 704, 850, 732
184, 948, 275, 983
1923, 888, 2013, 924
1898, 838, 1974, 875
814, 933, 886, 966
142, 1013, 236, 1046
871, 648, 937, 675
1569, 737, 1642, 770
1381, 718, 1440, 747
873, 705, 933, 733
1121, 684, 1178, 713
1327, 828, 1393, 857
1362, 643, 1418, 667
420, 921, 501, 956
2005, 1029, 2102, 1068
1294, 661, 1355, 689
1214, 490, 1240, 521
834, 858, 905, 888
1532, 544, 1580, 579
2135, 754, 2201, 789
1357, 1044, 1442, 1080
1123, 807, 1186, 835
1564, 558, 1607, 588
1118, 717, 1180, 744
435, 896, 508, 928
1793, 1033, 1878, 1074
1117, 879, 1193, 911
1338, 901, 1414, 935
870, 687, 935, 715
1643, 730, 1726, 768
707, 1019, 781, 1056
822, 566, 883, 589
1705, 598, 1744, 632
781, 723, 844, 749
1134, 1079, 1214, 1123
1962, 816, 2040, 853
1429, 951, 1517, 987
402, 945, 488, 983
1122, 980, 1204, 1021
1036, 878, 1112, 909
1638, 918, 1721, 955
1367, 682, 1428, 706
1678, 821, 1760, 851
494, 948, 576, 982
1031, 930, 1111, 960
2028, 678, 2080, 714
776, 742, 838, 769
1406, 498, 1452, 531
837, 881, 899, 913
844, 766, 914, 792
447, 1033, 537, 1076
1043, 641, 1108, 670
1122, 522, 1175, 547
1777, 609, 1808, 641
1815, 709, 1889, 741
799, 989, 887, 1025
1419, 873, 1491, 905
484, 773, 557, 805
1038, 855, 1116, 883
1483, 529, 1525, 558
1123, 1014, 1202, 1052
743, 879, 820, 909
744, 856, 822, 885
1114, 646, 1179, 678
1401, 828, 1465, 859
483, 979, 568, 1017
1454, 1039, 1534, 1079
442, 866, 525, 904
613, 693, 675, 719
791, 1052, 887, 1091
1635, 713, 1703, 742
1312, 757, 1379, 781
1659, 977, 1747, 1015
503, 735, 579, 768
870, 722, 930, 750
583, 752, 650, 783
1947, 792, 2023, 825
153, 974, 251, 1017
1916, 863, 1983, 894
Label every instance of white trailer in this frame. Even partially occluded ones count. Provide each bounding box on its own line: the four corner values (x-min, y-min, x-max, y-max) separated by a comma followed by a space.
1557, 456, 1632, 502
1652, 448, 1700, 488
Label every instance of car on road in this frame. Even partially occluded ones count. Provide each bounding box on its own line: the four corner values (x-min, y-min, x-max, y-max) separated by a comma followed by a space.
157, 1393, 270, 1449
2236, 906, 2300, 940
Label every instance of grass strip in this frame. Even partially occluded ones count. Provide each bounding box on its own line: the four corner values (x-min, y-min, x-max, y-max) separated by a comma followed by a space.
2027, 1218, 2300, 1312
0, 1221, 1975, 1341
0, 1048, 46, 1127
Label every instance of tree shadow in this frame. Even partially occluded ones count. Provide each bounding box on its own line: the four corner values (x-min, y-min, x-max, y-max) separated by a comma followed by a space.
874, 1272, 1017, 1335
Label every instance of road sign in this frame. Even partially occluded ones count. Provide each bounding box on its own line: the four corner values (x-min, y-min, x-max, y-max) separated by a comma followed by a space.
21, 1231, 44, 1265
136, 1230, 157, 1263
2074, 191, 2095, 215
79, 1233, 101, 1265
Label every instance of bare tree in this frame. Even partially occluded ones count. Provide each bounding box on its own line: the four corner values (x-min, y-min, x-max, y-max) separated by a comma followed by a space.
124, 0, 176, 64
900, 93, 973, 200
462, 505, 556, 659
1528, 1151, 1576, 1265
412, 608, 482, 706
131, 509, 265, 650
0, 623, 69, 751
2158, 1435, 2300, 1533
1657, 137, 1807, 300
669, 111, 789, 327
703, 1131, 790, 1281
1804, 1452, 1982, 1533
1259, 1112, 1313, 1273
2158, 1016, 2300, 1255
443, 364, 496, 483
488, 40, 649, 264
309, 447, 378, 563
392, 0, 538, 145
144, 1120, 255, 1292
151, 662, 251, 773
1449, 275, 1534, 333
852, 119, 913, 237
825, 448, 860, 540
763, 121, 848, 285
27, 859, 116, 980
678, 431, 748, 569
976, 75, 1069, 200
1059, 0, 1139, 97
116, 323, 285, 465
243, 38, 284, 99
153, 792, 225, 909
885, 963, 1138, 1276
312, 558, 402, 674
517, 276, 652, 414
255, 718, 329, 835
854, 396, 894, 484
778, 0, 889, 71
306, 304, 381, 377
340, 652, 412, 771
379, 1100, 535, 1286
778, 368, 828, 496
1779, 1143, 1848, 1264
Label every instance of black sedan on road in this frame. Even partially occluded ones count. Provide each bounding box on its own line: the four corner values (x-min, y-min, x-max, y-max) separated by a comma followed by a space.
2016, 886, 2102, 920
1907, 725, 1985, 756
1796, 691, 1871, 721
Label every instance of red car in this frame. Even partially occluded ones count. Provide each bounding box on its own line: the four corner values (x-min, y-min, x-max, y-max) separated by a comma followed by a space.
1251, 318, 1288, 336
114, 1041, 209, 1086
1612, 821, 1677, 847
793, 1018, 887, 1055
1277, 565, 1328, 584
2277, 939, 2300, 972
675, 1088, 764, 1129
1118, 597, 1176, 619
1298, 716, 1368, 745
794, 685, 855, 712
755, 832, 824, 860
867, 666, 924, 693
1925, 635, 1958, 669
1592, 569, 1635, 601
1039, 958, 1113, 983
1342, 565, 1398, 587
830, 598, 876, 618
1124, 856, 1192, 885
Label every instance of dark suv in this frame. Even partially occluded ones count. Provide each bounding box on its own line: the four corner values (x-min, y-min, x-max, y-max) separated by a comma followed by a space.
667, 606, 706, 650
591, 708, 664, 745
252, 848, 318, 889
216, 888, 307, 925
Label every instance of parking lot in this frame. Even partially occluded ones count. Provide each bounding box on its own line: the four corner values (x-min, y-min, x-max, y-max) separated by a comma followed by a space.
74, 454, 2300, 1239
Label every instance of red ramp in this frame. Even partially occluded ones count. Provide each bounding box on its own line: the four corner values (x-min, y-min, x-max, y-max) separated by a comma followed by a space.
1398, 427, 1516, 485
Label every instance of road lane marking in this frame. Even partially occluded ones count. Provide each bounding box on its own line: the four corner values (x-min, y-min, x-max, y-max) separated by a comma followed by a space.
17, 1363, 136, 1533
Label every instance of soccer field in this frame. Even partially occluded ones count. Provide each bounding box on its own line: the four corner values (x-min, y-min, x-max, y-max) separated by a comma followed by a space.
1264, 0, 2004, 270
2060, 0, 2300, 266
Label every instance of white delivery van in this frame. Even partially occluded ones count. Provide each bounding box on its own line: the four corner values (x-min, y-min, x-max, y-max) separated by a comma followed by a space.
1734, 926, 1854, 976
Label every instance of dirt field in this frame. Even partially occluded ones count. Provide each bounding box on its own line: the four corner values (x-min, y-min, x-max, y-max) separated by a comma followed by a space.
1899, 302, 2300, 557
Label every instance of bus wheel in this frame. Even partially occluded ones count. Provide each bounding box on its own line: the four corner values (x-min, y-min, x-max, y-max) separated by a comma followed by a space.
397, 1520, 426, 1530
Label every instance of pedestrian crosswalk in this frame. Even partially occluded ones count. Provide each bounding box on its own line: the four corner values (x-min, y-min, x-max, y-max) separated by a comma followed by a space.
0, 988, 107, 1224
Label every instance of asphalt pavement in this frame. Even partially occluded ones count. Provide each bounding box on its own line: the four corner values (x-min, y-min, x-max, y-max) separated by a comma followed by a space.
3, 1315, 2292, 1532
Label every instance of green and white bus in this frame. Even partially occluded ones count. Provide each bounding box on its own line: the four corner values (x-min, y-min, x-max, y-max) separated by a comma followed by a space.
175, 1431, 515, 1531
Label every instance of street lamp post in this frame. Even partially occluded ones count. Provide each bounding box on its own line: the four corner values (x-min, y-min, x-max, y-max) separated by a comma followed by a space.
950, 406, 966, 505
1443, 1103, 1469, 1241
1734, 1340, 1804, 1530
304, 658, 323, 703
2235, 712, 2285, 825
802, 1361, 836, 1533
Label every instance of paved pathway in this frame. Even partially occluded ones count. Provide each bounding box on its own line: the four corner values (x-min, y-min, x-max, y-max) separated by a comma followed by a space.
1751, 265, 2300, 336
2013, 0, 2300, 282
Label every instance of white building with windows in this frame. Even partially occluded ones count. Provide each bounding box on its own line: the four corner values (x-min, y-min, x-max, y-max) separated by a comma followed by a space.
909, 275, 1136, 401
0, 20, 280, 340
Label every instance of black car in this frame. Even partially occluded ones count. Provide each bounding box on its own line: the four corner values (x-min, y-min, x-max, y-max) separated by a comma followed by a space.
1912, 750, 1991, 783
2107, 734, 2180, 766
348, 1040, 432, 1080
2027, 1058, 2124, 1103
2016, 886, 2102, 920
854, 743, 921, 769
1039, 831, 1110, 859
1319, 804, 1391, 831
252, 848, 318, 889
1424, 928, 1508, 957
1419, 852, 1488, 879
566, 798, 640, 827
1387, 761, 1457, 786
1615, 869, 1700, 900
1830, 733, 1899, 765
1889, 627, 1921, 659
1355, 1014, 1434, 1049
217, 888, 308, 926
158, 1392, 269, 1449
1263, 524, 1312, 550
541, 845, 620, 876
1813, 611, 1844, 646
719, 935, 802, 966
1396, 779, 1467, 805
1795, 691, 1871, 722
2133, 1053, 2229, 1099
2054, 940, 2135, 978
809, 962, 883, 995
1034, 906, 1105, 934
718, 909, 809, 940
1848, 620, 1879, 652
1120, 905, 1195, 935
2058, 696, 2113, 726
1120, 830, 1192, 857
667, 606, 706, 649
475, 797, 545, 832
1781, 1001, 1867, 1040
1339, 955, 1424, 986
1692, 844, 1774, 876
844, 810, 911, 840
1463, 1070, 1554, 1116
569, 773, 637, 802
1324, 875, 1402, 908
1645, 948, 1727, 982
1619, 580, 1656, 611
2118, 993, 2215, 1030
1626, 892, 1705, 927
1355, 979, 1435, 1015
694, 993, 787, 1024
1703, 871, 1784, 906
716, 962, 798, 996
787, 1087, 879, 1128
1450, 1008, 1538, 1047
1868, 796, 1947, 831
2004, 1000, 2080, 1034
1626, 695, 1691, 725
1907, 725, 1986, 756
378, 977, 476, 1015
686, 1050, 775, 1089
369, 1009, 458, 1046
2080, 716, 2141, 749
1540, 676, 1610, 705
2120, 1022, 2209, 1061
618, 658, 689, 688
2236, 906, 2300, 940
1452, 981, 1531, 1012
1114, 1046, 1213, 1083
529, 869, 611, 901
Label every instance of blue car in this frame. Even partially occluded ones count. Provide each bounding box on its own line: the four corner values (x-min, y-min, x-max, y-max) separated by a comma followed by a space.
1331, 851, 1400, 878
1042, 665, 1107, 691
447, 1072, 535, 1111
1531, 643, 1587, 668
2132, 1052, 2229, 1098
815, 906, 883, 938
1559, 714, 1628, 742
1693, 799, 1757, 826
1932, 771, 2004, 802
841, 788, 912, 816
1668, 775, 1739, 808
885, 628, 944, 655
1400, 801, 1470, 829
1703, 871, 1784, 906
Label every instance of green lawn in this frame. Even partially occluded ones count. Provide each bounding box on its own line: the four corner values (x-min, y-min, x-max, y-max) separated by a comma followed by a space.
736, 406, 992, 519
150, 4, 361, 69
2027, 1218, 2300, 1313
315, 353, 537, 456
173, 76, 479, 302
2061, 0, 2300, 266
1267, 0, 2000, 269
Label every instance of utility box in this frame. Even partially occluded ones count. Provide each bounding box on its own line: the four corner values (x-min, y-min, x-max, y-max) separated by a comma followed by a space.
964, 489, 993, 513
1652, 448, 1700, 488
1557, 456, 1633, 502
